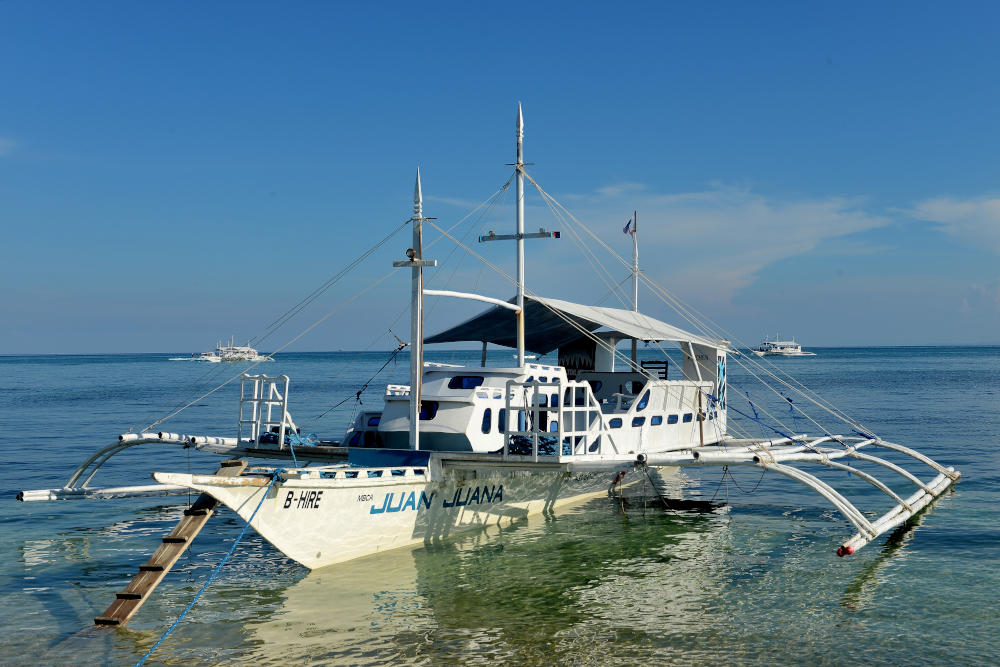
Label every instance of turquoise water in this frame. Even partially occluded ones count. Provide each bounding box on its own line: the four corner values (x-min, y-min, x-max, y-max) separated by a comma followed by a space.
0, 347, 997, 665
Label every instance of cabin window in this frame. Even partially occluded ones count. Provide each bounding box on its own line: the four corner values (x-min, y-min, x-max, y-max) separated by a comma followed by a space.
682, 413, 693, 423
667, 415, 679, 424
627, 380, 645, 394
481, 408, 492, 434
367, 416, 381, 427
632, 417, 645, 427
518, 410, 526, 432
551, 393, 559, 407
348, 431, 362, 446
537, 394, 548, 407
636, 390, 650, 411
550, 421, 558, 432
609, 418, 622, 428
419, 401, 439, 420
364, 431, 376, 447
498, 408, 506, 433
539, 376, 548, 382
448, 376, 485, 390
587, 380, 602, 393
526, 376, 534, 382
564, 388, 572, 405
651, 416, 663, 426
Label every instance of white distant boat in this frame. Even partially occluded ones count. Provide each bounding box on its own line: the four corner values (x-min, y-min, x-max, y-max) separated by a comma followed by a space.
170, 337, 273, 363
752, 334, 816, 357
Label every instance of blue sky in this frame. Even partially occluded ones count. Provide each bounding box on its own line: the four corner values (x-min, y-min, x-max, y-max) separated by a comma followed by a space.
2, 2, 999, 354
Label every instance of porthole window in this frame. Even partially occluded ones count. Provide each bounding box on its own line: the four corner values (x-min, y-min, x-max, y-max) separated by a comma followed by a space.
499, 408, 506, 434
667, 415, 679, 424
448, 376, 485, 390
481, 408, 492, 434
632, 417, 645, 427
682, 413, 693, 423
367, 416, 381, 427
651, 416, 663, 426
609, 418, 622, 428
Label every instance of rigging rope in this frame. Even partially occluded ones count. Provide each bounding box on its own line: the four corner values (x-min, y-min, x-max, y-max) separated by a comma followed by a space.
133, 474, 277, 667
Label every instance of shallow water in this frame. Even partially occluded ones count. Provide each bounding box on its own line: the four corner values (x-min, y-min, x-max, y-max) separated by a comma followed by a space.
0, 347, 997, 666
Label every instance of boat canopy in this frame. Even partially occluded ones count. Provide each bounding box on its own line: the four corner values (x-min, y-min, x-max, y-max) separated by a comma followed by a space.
424, 295, 725, 354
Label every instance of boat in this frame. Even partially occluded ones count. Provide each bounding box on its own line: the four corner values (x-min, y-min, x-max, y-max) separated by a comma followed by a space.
169, 337, 274, 363
17, 105, 961, 629
752, 334, 816, 356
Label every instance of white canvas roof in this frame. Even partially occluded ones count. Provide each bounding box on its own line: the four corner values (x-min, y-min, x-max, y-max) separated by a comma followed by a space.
424, 295, 724, 354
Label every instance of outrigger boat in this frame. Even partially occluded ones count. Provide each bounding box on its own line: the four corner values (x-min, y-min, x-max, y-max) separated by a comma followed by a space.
752, 334, 816, 356
169, 337, 274, 363
18, 105, 960, 628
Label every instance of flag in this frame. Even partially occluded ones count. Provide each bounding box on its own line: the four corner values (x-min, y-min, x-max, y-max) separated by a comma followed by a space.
623, 216, 633, 235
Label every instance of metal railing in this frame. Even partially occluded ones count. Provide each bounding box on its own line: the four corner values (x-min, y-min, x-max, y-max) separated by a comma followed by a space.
503, 379, 618, 462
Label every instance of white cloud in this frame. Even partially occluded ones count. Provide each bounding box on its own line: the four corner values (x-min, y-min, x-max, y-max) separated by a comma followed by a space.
534, 184, 891, 304
595, 182, 647, 198
907, 195, 1000, 255
961, 278, 1000, 316
0, 138, 15, 156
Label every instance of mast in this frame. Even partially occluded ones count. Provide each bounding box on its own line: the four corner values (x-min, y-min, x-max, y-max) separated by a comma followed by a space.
410, 170, 424, 450
631, 210, 638, 370
515, 103, 526, 367
632, 210, 638, 311
392, 170, 437, 449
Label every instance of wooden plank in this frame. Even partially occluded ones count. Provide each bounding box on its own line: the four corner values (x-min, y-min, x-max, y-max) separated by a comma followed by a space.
94, 459, 248, 626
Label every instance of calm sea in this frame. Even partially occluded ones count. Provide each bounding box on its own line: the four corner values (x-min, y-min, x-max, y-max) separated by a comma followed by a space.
0, 347, 997, 666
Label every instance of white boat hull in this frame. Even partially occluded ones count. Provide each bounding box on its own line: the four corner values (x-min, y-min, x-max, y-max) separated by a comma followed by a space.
156, 466, 647, 569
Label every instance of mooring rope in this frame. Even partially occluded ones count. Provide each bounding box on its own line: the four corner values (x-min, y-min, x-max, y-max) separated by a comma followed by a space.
133, 475, 277, 667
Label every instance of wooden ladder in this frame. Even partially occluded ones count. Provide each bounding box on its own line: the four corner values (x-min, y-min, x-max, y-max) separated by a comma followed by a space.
94, 459, 247, 627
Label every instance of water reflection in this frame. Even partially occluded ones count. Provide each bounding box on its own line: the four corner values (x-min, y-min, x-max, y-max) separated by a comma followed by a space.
236, 491, 727, 666
839, 507, 931, 612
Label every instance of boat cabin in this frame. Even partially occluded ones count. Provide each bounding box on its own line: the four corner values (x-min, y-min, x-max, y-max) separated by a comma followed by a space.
343, 295, 730, 455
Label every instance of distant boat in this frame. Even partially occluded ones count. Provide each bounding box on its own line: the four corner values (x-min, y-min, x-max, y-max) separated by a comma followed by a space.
169, 337, 273, 363
752, 334, 816, 357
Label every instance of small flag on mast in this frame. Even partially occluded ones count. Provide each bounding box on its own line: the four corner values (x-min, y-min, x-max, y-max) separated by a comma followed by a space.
623, 215, 634, 236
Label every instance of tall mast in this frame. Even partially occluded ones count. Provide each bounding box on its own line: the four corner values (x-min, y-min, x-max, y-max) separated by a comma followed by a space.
515, 103, 526, 367
632, 210, 639, 311
631, 210, 638, 369
410, 169, 424, 450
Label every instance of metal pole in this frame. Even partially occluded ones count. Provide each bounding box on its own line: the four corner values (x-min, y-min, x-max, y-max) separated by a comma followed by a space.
410, 169, 423, 450
481, 341, 488, 367
516, 103, 526, 368
631, 211, 638, 370
632, 210, 638, 311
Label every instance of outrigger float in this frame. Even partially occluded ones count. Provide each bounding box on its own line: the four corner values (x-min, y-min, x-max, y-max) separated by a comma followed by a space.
18, 105, 960, 627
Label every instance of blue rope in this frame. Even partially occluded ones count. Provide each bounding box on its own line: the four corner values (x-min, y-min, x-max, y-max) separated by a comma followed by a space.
286, 430, 302, 467
745, 391, 767, 440
133, 474, 277, 667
